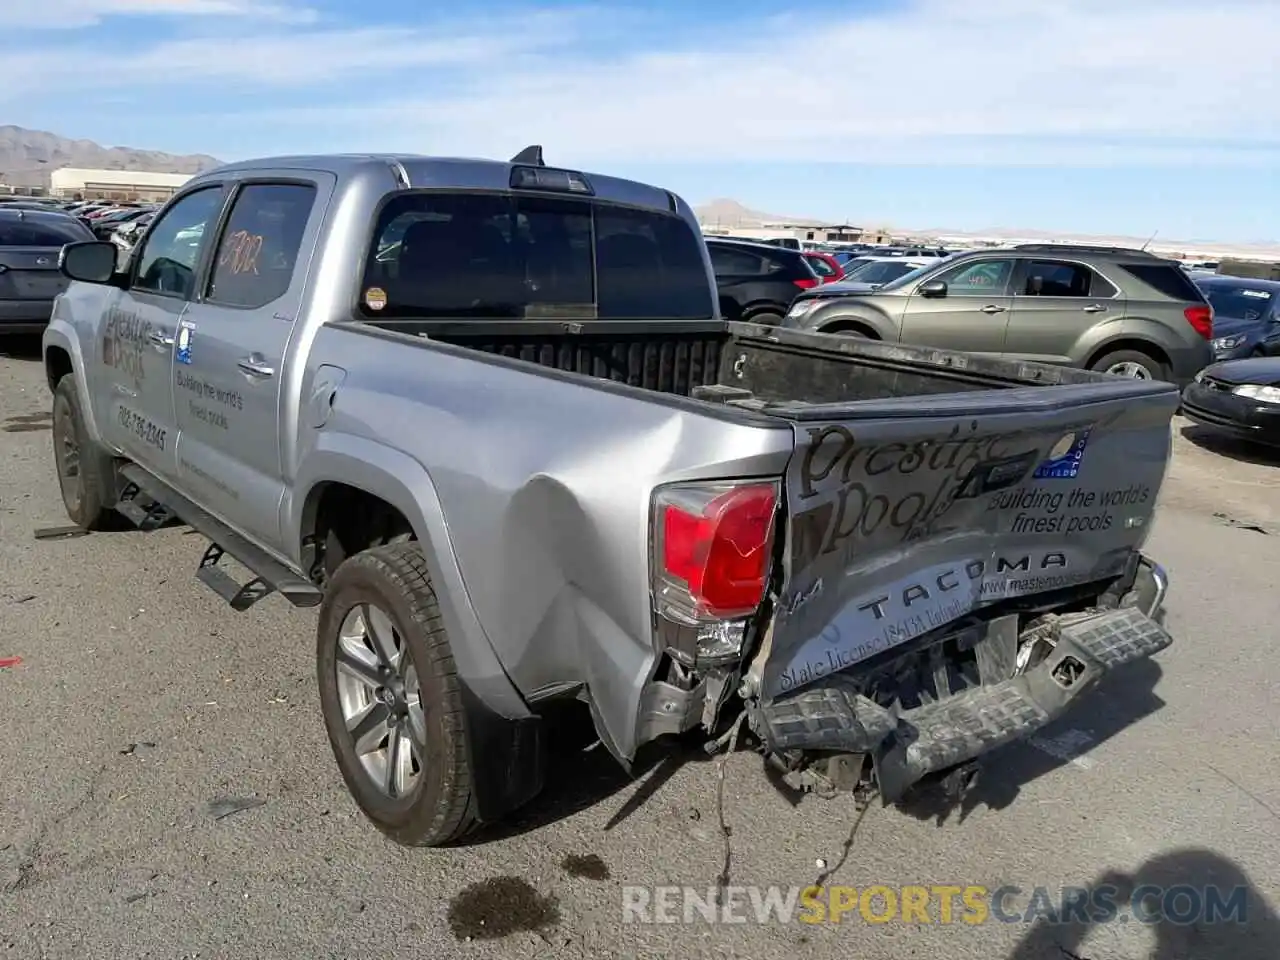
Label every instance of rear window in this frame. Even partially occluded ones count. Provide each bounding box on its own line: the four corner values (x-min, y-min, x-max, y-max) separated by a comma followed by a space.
805, 254, 837, 277
361, 192, 711, 320
846, 260, 923, 285
0, 217, 92, 246
1117, 262, 1205, 303
1200, 284, 1275, 320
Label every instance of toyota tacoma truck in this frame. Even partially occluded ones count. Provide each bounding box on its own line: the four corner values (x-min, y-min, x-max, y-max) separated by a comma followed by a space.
42, 146, 1175, 847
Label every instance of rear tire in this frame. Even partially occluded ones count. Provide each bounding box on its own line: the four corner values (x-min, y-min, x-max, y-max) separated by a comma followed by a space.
1089, 349, 1166, 381
316, 542, 477, 847
51, 374, 119, 531
745, 310, 784, 325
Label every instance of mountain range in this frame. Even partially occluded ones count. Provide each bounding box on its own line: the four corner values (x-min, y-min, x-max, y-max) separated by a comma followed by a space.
0, 124, 222, 187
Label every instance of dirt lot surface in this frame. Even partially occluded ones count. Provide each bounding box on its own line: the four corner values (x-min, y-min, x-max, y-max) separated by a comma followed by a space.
2, 339, 1277, 959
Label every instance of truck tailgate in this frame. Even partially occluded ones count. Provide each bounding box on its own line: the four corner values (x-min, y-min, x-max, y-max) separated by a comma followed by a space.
763, 378, 1178, 700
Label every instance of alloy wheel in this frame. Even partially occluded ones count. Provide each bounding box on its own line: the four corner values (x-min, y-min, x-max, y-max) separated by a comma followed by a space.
1105, 361, 1152, 379
334, 603, 427, 801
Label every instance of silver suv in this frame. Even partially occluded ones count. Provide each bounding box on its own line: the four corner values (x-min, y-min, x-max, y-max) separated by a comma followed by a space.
783, 244, 1215, 385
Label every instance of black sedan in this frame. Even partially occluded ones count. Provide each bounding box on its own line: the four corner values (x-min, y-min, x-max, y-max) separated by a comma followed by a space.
1194, 276, 1280, 361
1182, 357, 1280, 446
0, 209, 95, 335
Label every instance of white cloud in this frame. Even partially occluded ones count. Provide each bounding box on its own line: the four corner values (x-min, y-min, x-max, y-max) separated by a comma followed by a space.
0, 0, 314, 28
0, 10, 581, 95
347, 0, 1280, 165
4, 0, 1280, 166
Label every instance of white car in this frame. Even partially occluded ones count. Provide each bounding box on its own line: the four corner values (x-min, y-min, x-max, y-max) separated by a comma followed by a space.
835, 256, 941, 290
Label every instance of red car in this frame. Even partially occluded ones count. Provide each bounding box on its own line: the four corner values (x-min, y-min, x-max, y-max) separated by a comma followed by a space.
803, 251, 846, 284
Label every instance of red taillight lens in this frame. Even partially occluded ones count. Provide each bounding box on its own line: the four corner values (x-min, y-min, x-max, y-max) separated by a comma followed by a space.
654, 481, 778, 621
794, 277, 819, 290
1184, 305, 1213, 339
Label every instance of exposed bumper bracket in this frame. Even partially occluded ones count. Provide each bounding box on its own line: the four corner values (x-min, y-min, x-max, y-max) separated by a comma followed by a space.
754, 596, 1173, 804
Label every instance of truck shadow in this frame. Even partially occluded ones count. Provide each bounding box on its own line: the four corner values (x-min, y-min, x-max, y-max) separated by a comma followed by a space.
1005, 847, 1278, 960
0, 334, 43, 361
1179, 422, 1280, 467
896, 657, 1166, 826
461, 699, 717, 846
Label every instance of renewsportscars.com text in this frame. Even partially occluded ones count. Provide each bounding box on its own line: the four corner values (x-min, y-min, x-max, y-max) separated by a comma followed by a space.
620, 884, 1249, 927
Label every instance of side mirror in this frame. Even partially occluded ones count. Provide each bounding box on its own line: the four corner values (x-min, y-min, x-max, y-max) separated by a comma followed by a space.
918, 279, 948, 298
60, 241, 120, 284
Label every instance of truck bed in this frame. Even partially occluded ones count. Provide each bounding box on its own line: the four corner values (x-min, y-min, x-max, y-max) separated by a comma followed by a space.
351, 317, 1120, 408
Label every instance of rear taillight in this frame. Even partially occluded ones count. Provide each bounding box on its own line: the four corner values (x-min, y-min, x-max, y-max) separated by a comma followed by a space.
794, 277, 819, 290
1184, 304, 1213, 339
652, 481, 778, 623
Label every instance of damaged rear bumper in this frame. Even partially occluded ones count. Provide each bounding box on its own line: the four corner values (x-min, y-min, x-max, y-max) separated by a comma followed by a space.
754, 557, 1171, 803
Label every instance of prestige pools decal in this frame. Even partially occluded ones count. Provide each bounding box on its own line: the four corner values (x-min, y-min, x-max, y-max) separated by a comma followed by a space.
1034, 429, 1091, 480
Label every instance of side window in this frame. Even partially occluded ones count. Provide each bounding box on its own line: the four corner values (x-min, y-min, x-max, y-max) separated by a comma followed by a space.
132, 187, 225, 299
1020, 260, 1114, 298
594, 206, 710, 319
710, 246, 764, 276
937, 258, 1014, 295
206, 183, 317, 309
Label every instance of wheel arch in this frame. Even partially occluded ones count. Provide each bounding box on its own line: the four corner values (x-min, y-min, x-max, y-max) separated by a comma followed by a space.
42, 317, 107, 446
1084, 337, 1172, 375
293, 437, 529, 719
296, 437, 544, 825
818, 316, 882, 338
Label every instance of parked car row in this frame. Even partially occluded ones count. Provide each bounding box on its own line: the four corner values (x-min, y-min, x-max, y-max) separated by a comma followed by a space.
1180, 276, 1280, 448
0, 197, 165, 335
0, 195, 159, 240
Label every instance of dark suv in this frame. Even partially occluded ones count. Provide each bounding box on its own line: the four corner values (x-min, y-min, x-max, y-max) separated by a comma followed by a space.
706, 237, 821, 323
782, 244, 1214, 384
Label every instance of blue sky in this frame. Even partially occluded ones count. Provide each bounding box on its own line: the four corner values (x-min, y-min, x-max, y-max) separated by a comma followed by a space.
3, 0, 1278, 241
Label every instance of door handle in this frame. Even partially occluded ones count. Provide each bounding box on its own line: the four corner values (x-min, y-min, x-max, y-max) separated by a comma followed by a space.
1082, 304, 1108, 313
148, 331, 175, 349
979, 304, 1007, 314
236, 356, 275, 378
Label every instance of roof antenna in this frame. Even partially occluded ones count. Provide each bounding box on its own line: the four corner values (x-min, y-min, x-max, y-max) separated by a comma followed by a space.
1140, 228, 1158, 251
510, 145, 545, 166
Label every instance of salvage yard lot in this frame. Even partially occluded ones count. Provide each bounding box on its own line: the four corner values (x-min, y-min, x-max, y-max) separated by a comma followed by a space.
1, 340, 1278, 960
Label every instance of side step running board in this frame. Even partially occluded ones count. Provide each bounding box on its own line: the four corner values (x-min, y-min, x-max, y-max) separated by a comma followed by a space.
117, 464, 323, 612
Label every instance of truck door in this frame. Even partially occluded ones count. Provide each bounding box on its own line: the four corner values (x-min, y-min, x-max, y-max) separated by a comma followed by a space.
95, 185, 229, 483
174, 176, 331, 554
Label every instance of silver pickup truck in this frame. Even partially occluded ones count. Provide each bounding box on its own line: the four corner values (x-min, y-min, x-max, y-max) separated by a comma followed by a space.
42, 147, 1175, 847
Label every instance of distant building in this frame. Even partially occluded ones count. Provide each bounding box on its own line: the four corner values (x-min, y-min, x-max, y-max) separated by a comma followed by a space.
48, 167, 194, 202
700, 222, 863, 244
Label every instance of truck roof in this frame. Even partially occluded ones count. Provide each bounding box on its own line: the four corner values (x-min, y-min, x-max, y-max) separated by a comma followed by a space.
192, 152, 687, 219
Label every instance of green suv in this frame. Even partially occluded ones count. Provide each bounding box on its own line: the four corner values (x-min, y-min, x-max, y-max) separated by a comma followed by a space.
782, 244, 1215, 385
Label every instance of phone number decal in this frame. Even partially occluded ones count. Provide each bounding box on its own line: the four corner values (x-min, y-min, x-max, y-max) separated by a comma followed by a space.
118, 406, 167, 451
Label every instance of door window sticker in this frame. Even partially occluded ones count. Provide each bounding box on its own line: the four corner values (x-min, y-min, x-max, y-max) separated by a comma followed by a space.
176, 319, 195, 365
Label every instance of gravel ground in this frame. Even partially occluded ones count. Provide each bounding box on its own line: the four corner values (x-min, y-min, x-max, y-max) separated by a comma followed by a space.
1, 337, 1277, 960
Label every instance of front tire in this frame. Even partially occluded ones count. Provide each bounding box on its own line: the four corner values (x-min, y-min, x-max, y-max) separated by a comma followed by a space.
51, 374, 119, 530
316, 542, 477, 847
